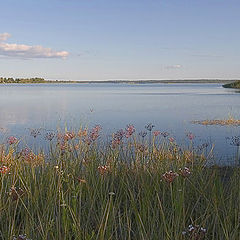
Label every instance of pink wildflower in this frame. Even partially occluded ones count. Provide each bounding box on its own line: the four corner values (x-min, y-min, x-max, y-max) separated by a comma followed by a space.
98, 165, 110, 175
0, 166, 10, 174
153, 131, 161, 136
7, 136, 18, 145
162, 171, 179, 183
64, 131, 76, 141
179, 167, 191, 177
125, 124, 135, 138
186, 132, 195, 141
89, 125, 101, 141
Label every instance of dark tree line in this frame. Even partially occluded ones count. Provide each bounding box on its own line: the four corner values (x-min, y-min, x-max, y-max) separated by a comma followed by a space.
0, 77, 45, 83
223, 80, 240, 89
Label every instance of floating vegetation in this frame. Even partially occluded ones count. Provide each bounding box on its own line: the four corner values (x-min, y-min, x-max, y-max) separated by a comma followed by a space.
192, 117, 240, 126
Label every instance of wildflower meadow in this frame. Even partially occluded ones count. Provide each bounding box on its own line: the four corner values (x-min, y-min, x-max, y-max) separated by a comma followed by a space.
0, 124, 240, 239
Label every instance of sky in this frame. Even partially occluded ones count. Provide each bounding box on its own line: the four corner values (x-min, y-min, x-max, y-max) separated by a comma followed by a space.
0, 0, 239, 80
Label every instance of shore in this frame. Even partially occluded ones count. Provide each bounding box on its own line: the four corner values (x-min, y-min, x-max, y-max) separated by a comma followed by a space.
0, 77, 236, 84
222, 80, 240, 89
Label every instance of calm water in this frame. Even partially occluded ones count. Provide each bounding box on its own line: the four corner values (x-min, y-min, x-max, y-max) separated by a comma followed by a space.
0, 83, 240, 164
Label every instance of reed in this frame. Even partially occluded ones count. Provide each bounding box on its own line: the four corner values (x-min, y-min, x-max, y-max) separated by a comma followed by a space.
0, 126, 239, 239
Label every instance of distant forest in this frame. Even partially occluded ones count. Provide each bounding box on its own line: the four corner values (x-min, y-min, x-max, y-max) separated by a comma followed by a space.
222, 80, 240, 89
0, 77, 235, 84
0, 77, 46, 83
0, 77, 79, 84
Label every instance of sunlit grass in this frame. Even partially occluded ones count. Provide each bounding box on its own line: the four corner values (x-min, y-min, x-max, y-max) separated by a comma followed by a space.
0, 125, 240, 239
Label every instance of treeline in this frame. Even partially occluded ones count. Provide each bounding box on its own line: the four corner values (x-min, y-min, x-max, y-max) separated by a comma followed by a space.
0, 77, 46, 83
223, 80, 240, 89
0, 77, 80, 84
0, 77, 236, 85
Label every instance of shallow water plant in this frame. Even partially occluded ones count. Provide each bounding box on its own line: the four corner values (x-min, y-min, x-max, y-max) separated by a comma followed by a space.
192, 116, 240, 126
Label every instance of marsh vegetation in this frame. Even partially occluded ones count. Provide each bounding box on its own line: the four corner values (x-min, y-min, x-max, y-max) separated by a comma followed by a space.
1, 125, 240, 239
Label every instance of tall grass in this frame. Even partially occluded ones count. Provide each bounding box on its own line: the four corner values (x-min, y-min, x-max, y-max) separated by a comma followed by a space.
0, 126, 239, 239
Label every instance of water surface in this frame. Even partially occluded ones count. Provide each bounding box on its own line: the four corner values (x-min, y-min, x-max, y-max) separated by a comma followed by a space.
0, 83, 239, 164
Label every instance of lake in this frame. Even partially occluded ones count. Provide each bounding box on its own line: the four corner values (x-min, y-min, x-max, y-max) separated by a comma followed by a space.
0, 83, 240, 164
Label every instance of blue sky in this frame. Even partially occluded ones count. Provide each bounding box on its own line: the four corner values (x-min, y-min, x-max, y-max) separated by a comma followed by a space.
0, 0, 239, 80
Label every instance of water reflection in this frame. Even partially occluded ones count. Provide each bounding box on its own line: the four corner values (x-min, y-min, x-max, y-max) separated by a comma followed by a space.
0, 83, 239, 164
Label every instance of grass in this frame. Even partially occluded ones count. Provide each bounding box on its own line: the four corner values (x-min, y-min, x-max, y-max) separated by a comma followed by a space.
0, 126, 240, 239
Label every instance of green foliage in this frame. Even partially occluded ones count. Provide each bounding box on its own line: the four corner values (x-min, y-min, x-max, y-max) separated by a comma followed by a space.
0, 135, 239, 239
0, 77, 45, 84
223, 80, 240, 89
0, 77, 80, 84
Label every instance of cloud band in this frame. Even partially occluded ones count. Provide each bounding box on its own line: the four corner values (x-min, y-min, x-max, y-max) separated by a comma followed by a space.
0, 33, 69, 59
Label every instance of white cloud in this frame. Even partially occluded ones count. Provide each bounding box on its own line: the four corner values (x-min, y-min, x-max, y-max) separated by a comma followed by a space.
0, 33, 11, 41
165, 64, 182, 69
0, 33, 69, 59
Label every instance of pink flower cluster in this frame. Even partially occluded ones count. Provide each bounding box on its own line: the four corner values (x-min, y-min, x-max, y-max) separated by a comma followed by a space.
82, 125, 102, 145
112, 129, 125, 148
7, 136, 18, 145
89, 125, 101, 141
13, 234, 31, 240
182, 224, 207, 239
162, 171, 179, 183
153, 131, 161, 136
179, 167, 191, 177
0, 165, 10, 174
125, 124, 135, 138
98, 165, 110, 175
78, 128, 88, 137
186, 132, 195, 141
20, 148, 34, 161
163, 167, 191, 183
63, 131, 76, 141
112, 125, 135, 148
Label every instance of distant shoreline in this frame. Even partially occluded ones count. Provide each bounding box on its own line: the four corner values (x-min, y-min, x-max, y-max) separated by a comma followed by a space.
0, 77, 236, 84
222, 80, 240, 89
